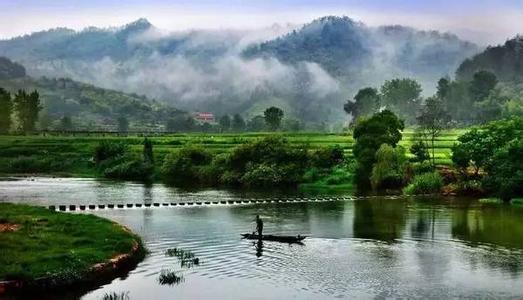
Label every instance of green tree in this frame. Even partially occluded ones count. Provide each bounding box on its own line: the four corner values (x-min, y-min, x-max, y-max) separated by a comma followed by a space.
117, 116, 129, 133
451, 117, 522, 175
483, 138, 523, 202
59, 115, 74, 131
264, 107, 284, 131
166, 115, 195, 132
344, 87, 380, 123
353, 110, 405, 190
218, 115, 231, 132
0, 88, 12, 133
247, 115, 265, 132
469, 70, 498, 102
13, 89, 41, 132
232, 114, 246, 132
410, 140, 430, 163
416, 97, 450, 167
370, 144, 408, 190
380, 78, 422, 124
436, 77, 451, 99
143, 137, 154, 164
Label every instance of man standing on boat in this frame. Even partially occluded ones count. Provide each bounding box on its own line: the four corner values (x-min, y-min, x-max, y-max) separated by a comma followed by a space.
255, 215, 263, 237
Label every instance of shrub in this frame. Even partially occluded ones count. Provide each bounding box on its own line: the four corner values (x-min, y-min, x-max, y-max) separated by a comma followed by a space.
410, 140, 429, 163
103, 159, 154, 181
7, 156, 65, 173
403, 172, 443, 195
370, 144, 408, 190
93, 141, 128, 165
162, 145, 213, 182
310, 145, 345, 169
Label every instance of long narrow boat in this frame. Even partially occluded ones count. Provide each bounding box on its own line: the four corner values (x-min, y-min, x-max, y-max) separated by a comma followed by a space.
241, 233, 306, 243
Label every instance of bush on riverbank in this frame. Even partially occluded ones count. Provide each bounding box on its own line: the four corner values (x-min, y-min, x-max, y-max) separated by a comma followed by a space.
161, 136, 348, 187
0, 203, 144, 284
404, 172, 444, 195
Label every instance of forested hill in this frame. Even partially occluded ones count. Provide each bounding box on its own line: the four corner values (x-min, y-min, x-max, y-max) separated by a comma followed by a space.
0, 57, 182, 131
456, 36, 523, 82
243, 16, 478, 84
0, 16, 479, 126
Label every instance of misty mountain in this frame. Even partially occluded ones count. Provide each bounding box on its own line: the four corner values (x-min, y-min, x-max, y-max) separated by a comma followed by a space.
0, 16, 479, 126
0, 58, 181, 130
0, 56, 26, 79
245, 16, 478, 87
456, 36, 523, 82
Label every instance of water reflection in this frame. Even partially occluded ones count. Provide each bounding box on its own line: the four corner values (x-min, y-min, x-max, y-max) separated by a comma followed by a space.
353, 198, 407, 242
2, 178, 523, 298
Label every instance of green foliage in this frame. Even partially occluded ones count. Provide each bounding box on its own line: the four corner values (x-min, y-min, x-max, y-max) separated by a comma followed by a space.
264, 106, 284, 131
416, 96, 450, 166
103, 157, 154, 181
59, 115, 74, 131
344, 87, 380, 123
166, 115, 196, 132
8, 156, 66, 173
219, 115, 231, 131
469, 70, 498, 102
310, 145, 345, 169
13, 89, 41, 132
247, 115, 265, 132
232, 114, 246, 131
0, 87, 12, 133
380, 78, 422, 124
93, 141, 129, 166
143, 138, 154, 163
482, 138, 523, 202
117, 116, 129, 133
371, 144, 408, 190
403, 172, 443, 195
162, 145, 213, 182
353, 110, 404, 189
410, 140, 430, 163
0, 57, 25, 79
451, 117, 522, 174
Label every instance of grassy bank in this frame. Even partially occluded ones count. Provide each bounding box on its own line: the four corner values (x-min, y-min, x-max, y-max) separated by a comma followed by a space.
0, 130, 463, 178
0, 203, 144, 286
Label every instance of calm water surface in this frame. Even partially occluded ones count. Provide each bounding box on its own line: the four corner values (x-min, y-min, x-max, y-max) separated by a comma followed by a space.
1, 178, 523, 299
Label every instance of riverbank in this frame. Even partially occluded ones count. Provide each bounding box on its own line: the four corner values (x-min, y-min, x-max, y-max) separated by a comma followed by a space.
0, 203, 145, 295
0, 131, 460, 178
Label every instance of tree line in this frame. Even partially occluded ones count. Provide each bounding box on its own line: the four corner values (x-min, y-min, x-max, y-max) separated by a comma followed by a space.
0, 88, 41, 133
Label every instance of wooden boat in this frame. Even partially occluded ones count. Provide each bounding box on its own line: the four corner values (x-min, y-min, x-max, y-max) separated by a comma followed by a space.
241, 233, 306, 243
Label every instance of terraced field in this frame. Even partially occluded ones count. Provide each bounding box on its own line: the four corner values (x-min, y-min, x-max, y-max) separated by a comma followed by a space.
0, 130, 466, 176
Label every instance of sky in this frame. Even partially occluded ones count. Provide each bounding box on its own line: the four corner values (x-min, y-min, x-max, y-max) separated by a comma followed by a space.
1, 0, 522, 45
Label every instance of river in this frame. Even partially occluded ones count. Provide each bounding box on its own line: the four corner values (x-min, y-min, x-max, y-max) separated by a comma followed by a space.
1, 177, 523, 299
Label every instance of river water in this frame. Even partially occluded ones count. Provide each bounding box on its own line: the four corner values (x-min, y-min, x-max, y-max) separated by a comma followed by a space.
1, 177, 523, 299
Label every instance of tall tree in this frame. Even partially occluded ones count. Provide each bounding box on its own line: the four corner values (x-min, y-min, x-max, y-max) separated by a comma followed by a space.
59, 115, 74, 131
0, 88, 12, 133
344, 87, 380, 123
436, 77, 450, 99
469, 70, 498, 102
13, 89, 41, 132
380, 78, 422, 124
232, 114, 246, 132
416, 97, 450, 167
352, 110, 404, 190
218, 115, 231, 132
264, 107, 284, 131
117, 116, 129, 133
143, 137, 154, 164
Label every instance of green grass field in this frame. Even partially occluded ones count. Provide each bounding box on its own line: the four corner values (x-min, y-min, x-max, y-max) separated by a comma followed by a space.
0, 130, 466, 177
0, 203, 143, 282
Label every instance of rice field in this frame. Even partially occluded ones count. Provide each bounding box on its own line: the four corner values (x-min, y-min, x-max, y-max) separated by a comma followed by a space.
0, 130, 466, 176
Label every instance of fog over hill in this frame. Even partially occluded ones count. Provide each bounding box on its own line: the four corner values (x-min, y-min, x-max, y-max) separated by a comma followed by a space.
0, 16, 480, 126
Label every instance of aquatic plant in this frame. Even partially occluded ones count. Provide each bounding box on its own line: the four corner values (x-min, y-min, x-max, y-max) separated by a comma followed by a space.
158, 269, 184, 285
165, 247, 200, 268
101, 291, 130, 300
